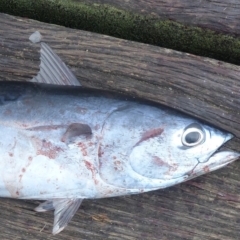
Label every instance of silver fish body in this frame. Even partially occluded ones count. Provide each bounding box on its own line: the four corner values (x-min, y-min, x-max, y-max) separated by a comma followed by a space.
0, 43, 238, 234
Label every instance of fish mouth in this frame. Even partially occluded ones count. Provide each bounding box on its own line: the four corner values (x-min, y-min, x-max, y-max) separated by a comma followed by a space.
190, 151, 240, 179
189, 133, 239, 178
206, 151, 240, 170
197, 131, 234, 163
207, 132, 236, 168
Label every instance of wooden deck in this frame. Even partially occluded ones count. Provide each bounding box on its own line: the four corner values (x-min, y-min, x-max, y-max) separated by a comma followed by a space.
0, 13, 240, 239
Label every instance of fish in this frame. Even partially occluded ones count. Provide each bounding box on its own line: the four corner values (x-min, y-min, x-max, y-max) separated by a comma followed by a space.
0, 42, 239, 234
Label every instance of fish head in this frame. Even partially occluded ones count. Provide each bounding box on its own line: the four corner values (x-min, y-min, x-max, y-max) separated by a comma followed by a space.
98, 104, 239, 189
129, 119, 237, 180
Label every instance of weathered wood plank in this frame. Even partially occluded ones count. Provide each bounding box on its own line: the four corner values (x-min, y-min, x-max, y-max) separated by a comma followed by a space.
82, 0, 240, 36
1, 14, 240, 239
1, 0, 240, 64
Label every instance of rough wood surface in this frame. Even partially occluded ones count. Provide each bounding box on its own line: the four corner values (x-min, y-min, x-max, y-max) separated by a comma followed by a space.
82, 0, 240, 36
1, 13, 240, 239
1, 0, 240, 64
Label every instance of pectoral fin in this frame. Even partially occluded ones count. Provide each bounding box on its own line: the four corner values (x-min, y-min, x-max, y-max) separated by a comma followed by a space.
61, 123, 92, 143
35, 198, 83, 234
32, 43, 81, 86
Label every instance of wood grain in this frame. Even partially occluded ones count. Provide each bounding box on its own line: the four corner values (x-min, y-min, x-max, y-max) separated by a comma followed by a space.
1, 13, 240, 239
1, 0, 240, 64
82, 0, 240, 36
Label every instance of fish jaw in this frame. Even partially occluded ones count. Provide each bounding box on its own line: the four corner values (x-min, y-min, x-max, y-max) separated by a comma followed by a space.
187, 151, 240, 180
187, 132, 238, 178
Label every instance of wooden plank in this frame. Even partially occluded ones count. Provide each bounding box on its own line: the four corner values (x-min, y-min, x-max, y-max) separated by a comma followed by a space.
82, 0, 240, 36
0, 13, 240, 239
1, 0, 240, 64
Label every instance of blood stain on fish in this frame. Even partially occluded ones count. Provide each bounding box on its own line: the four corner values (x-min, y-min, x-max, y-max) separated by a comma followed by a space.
36, 139, 63, 159
84, 160, 98, 184
135, 127, 164, 146
88, 142, 94, 147
203, 166, 210, 173
152, 156, 170, 167
77, 142, 88, 156
114, 160, 123, 171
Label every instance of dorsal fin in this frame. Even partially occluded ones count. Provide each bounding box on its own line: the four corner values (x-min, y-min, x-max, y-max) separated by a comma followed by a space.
31, 43, 81, 86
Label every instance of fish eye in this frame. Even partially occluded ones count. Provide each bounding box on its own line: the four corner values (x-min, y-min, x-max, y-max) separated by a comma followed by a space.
181, 123, 205, 147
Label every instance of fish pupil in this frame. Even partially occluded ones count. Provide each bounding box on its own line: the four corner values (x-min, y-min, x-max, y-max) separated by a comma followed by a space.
185, 131, 200, 144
